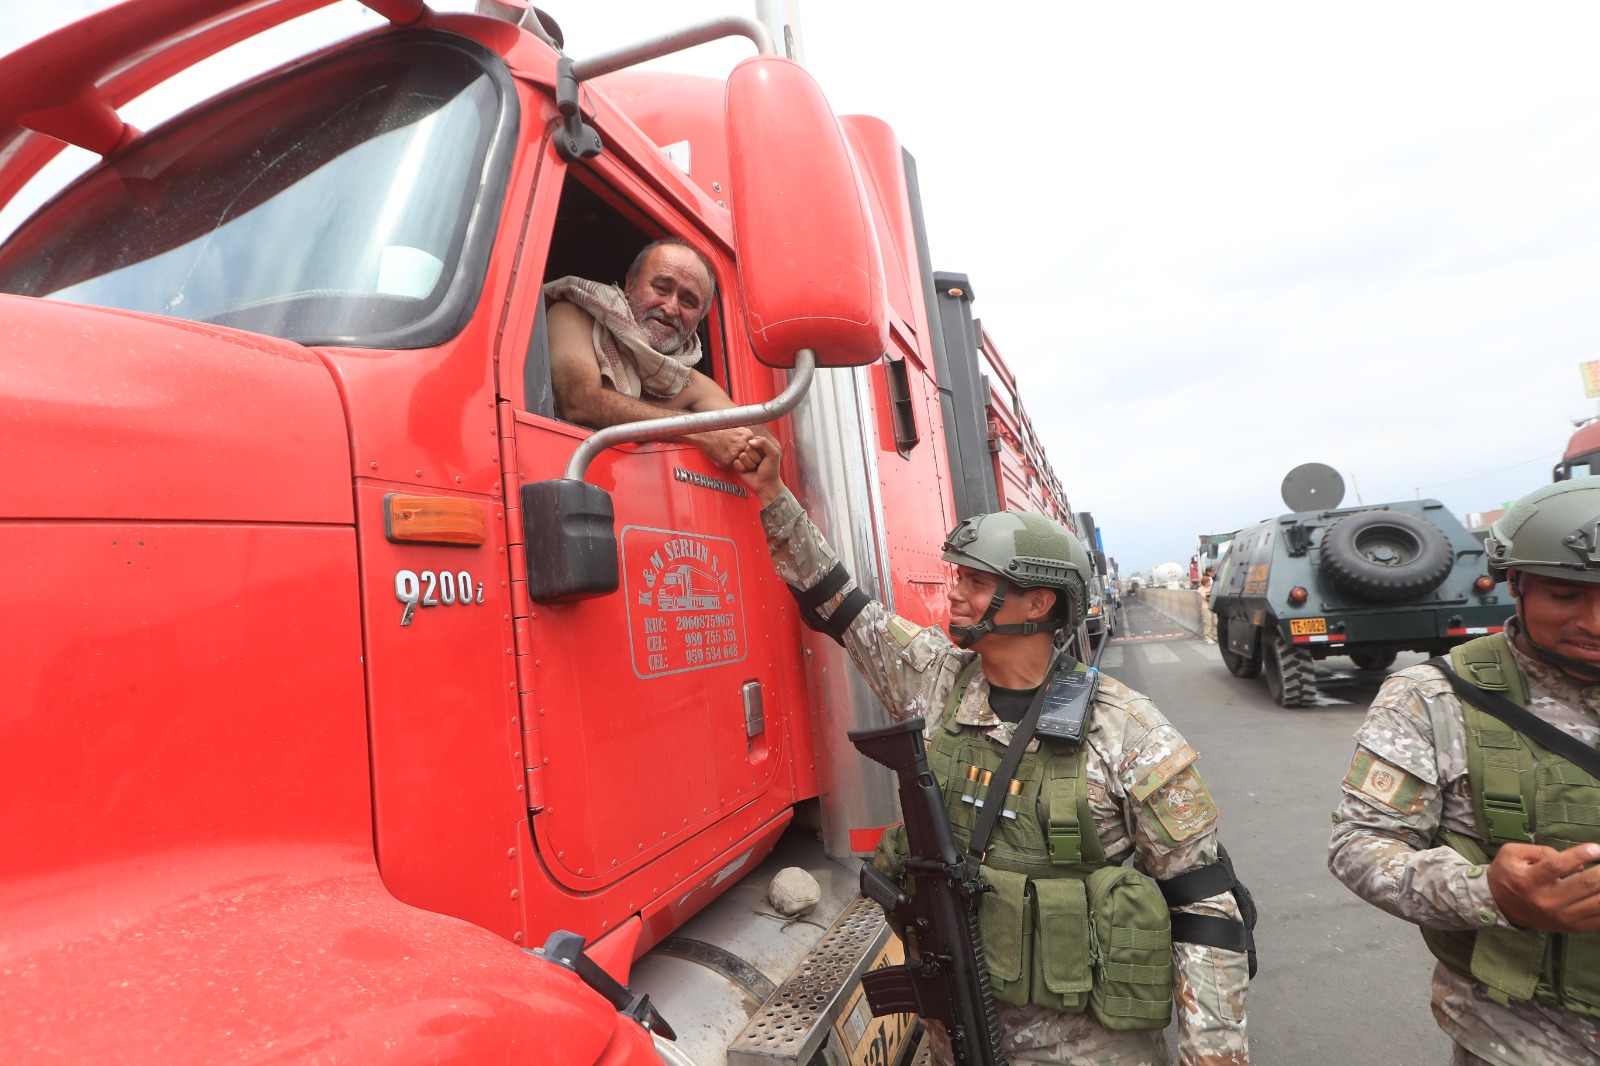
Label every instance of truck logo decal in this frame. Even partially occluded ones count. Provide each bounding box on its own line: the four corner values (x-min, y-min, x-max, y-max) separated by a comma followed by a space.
394, 568, 485, 626
622, 526, 748, 678
673, 467, 749, 498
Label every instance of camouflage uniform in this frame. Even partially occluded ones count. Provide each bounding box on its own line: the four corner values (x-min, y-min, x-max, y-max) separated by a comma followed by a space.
1328, 621, 1600, 1065
762, 491, 1250, 1066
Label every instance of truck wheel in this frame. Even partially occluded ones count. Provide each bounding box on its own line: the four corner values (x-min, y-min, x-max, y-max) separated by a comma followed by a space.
1219, 626, 1262, 678
1349, 649, 1398, 672
1263, 635, 1317, 707
1319, 511, 1453, 602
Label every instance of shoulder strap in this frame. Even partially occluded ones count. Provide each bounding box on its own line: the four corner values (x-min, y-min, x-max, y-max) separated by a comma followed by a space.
1429, 657, 1600, 782
938, 657, 986, 734
1042, 731, 1103, 864
1448, 633, 1529, 708
965, 652, 1074, 862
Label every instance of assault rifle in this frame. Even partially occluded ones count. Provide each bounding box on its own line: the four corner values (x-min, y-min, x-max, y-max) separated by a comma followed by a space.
850, 718, 1007, 1066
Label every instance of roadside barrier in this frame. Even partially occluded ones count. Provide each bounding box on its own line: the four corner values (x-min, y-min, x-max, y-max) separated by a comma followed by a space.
1140, 588, 1205, 637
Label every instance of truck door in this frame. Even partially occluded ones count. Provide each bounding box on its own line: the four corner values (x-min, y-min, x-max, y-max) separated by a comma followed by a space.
501, 158, 798, 897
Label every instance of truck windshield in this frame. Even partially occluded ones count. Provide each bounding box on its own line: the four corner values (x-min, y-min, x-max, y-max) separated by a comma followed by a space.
1557, 452, 1600, 480
0, 37, 508, 347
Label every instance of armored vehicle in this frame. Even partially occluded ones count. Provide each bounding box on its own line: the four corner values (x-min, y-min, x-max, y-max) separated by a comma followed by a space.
1211, 464, 1510, 707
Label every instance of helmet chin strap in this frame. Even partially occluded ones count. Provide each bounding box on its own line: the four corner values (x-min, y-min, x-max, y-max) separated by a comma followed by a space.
950, 577, 1009, 649
1510, 573, 1600, 682
949, 578, 1065, 649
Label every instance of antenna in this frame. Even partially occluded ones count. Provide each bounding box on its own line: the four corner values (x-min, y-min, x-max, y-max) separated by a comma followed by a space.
1281, 462, 1345, 512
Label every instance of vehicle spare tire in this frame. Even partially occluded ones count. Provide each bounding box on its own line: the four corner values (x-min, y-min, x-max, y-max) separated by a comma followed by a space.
1320, 510, 1453, 602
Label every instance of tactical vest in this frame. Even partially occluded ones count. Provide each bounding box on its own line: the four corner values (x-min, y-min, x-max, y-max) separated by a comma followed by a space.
879, 658, 1173, 1030
1421, 633, 1600, 1018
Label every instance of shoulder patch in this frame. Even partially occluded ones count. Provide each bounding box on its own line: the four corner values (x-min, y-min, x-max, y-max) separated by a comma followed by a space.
1147, 766, 1218, 843
1344, 749, 1427, 814
885, 614, 924, 648
1131, 743, 1198, 803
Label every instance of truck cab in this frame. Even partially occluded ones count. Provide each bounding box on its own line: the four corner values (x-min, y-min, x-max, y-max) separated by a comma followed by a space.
1556, 420, 1600, 481
0, 3, 1082, 1063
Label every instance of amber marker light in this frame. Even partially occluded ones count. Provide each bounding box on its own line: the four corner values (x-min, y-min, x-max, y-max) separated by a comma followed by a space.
384, 493, 487, 546
1474, 576, 1496, 592
1287, 586, 1309, 605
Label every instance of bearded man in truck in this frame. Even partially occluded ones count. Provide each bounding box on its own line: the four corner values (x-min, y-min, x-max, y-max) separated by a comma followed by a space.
1330, 476, 1600, 1065
732, 436, 1252, 1066
545, 237, 756, 466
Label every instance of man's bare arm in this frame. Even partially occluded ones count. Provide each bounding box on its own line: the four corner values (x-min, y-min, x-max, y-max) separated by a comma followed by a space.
547, 300, 696, 427
674, 369, 777, 463
547, 300, 768, 467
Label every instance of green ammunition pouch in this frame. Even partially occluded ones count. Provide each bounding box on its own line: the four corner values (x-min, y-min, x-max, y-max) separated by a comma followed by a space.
873, 658, 1173, 1029
1420, 633, 1600, 1019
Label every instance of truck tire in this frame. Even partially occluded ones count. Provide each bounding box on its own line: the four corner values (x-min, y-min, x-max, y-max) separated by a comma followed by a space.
1319, 511, 1453, 602
1263, 634, 1317, 707
1219, 623, 1262, 678
1349, 649, 1398, 672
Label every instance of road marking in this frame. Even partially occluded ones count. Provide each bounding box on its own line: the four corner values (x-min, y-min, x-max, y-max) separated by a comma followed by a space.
1142, 644, 1179, 665
1111, 633, 1187, 642
1098, 645, 1126, 668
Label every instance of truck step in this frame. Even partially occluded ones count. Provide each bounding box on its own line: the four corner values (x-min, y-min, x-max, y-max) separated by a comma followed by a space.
726, 895, 891, 1065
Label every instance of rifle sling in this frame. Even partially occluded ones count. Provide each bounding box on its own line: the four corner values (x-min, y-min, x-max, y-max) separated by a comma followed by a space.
966, 651, 1075, 863
1427, 657, 1600, 781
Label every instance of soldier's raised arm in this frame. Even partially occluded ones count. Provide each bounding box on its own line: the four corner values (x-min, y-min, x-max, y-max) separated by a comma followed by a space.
734, 436, 966, 723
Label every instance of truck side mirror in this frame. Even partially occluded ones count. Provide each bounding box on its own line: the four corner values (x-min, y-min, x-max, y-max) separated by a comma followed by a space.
522, 480, 618, 602
725, 56, 888, 369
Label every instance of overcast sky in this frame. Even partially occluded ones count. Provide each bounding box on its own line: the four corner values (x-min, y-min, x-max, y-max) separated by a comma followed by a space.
8, 1, 1600, 570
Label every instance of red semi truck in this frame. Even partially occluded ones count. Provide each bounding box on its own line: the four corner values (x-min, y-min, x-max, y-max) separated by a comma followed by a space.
1556, 419, 1600, 481
0, 3, 1077, 1063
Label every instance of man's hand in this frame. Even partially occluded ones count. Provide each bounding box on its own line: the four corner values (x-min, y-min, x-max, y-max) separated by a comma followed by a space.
732, 436, 785, 503
685, 427, 758, 467
1488, 841, 1600, 932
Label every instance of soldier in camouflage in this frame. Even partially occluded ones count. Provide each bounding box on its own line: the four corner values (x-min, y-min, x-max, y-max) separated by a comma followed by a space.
1330, 477, 1600, 1065
732, 437, 1250, 1066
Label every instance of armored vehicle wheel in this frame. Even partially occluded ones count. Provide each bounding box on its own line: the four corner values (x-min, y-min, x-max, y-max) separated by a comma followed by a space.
1263, 635, 1317, 707
1219, 628, 1262, 678
1320, 510, 1453, 602
1349, 649, 1398, 672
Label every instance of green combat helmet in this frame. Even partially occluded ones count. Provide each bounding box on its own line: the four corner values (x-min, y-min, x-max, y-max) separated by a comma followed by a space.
941, 511, 1091, 648
1485, 474, 1600, 678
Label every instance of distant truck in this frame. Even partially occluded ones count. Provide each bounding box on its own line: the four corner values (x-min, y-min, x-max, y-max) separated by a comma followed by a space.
1075, 510, 1114, 644
1555, 419, 1600, 480
1150, 561, 1186, 588
1196, 531, 1234, 578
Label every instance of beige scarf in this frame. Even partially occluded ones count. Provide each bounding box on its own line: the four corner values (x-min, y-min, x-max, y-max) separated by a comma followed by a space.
543, 276, 701, 400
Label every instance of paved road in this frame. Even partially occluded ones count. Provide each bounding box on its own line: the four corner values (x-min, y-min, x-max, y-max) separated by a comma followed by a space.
1104, 598, 1450, 1065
